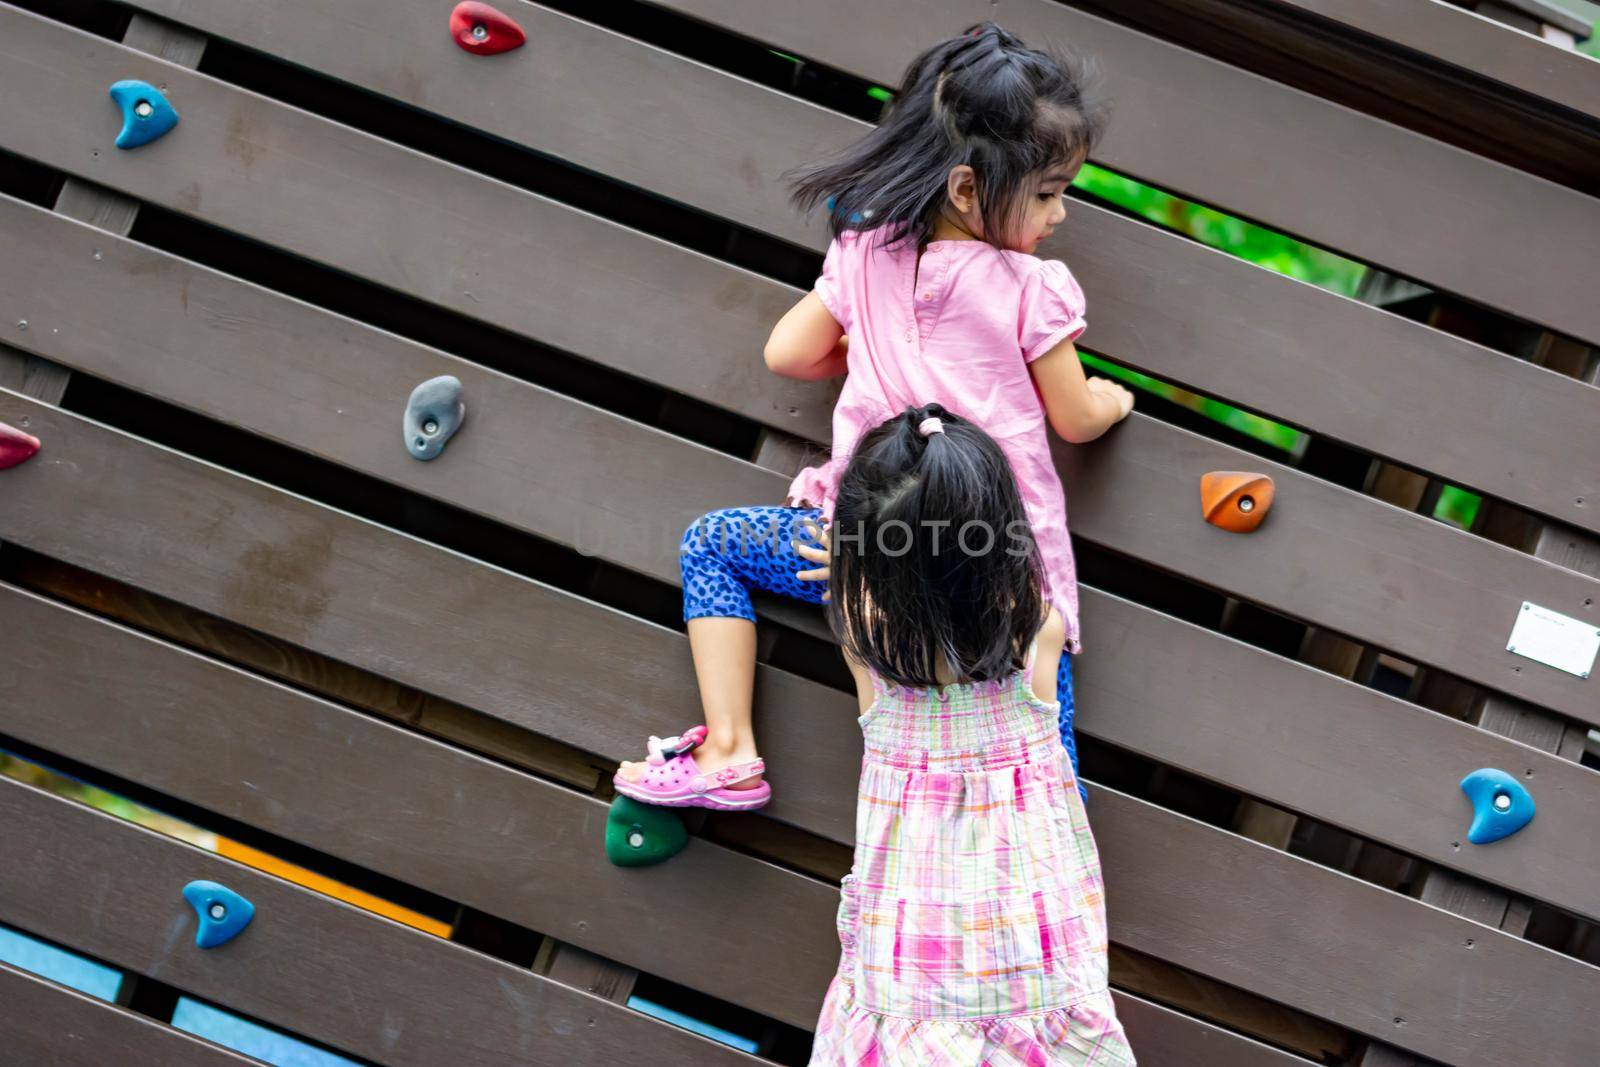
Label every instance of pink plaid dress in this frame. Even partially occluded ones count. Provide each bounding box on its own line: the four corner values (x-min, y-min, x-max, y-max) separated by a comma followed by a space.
809, 642, 1135, 1065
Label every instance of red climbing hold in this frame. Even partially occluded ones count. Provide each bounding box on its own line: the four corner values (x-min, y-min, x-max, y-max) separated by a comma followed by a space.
0, 421, 40, 470
450, 2, 526, 55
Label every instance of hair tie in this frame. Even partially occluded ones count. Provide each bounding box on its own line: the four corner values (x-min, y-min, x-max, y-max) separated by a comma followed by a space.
918, 416, 945, 436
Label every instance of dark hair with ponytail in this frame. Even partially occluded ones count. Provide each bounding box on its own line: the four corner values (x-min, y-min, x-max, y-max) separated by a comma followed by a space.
788, 22, 1109, 252
825, 403, 1046, 689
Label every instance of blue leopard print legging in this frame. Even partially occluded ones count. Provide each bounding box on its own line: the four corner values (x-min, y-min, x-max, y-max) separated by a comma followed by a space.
681, 505, 1085, 800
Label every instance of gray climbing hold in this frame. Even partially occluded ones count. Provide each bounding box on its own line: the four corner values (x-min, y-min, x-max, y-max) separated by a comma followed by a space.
403, 375, 465, 460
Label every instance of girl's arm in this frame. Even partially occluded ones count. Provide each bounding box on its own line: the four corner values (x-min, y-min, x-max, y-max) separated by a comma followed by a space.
1029, 338, 1134, 444
764, 291, 848, 381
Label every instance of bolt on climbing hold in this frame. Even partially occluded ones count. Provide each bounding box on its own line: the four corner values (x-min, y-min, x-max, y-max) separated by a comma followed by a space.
1201, 471, 1275, 533
403, 375, 466, 460
108, 80, 179, 149
182, 880, 255, 949
449, 2, 527, 54
605, 795, 689, 867
1459, 768, 1535, 845
0, 422, 41, 470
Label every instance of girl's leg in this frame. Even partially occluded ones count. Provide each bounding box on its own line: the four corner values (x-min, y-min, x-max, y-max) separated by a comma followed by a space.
617, 506, 826, 788
1058, 650, 1088, 803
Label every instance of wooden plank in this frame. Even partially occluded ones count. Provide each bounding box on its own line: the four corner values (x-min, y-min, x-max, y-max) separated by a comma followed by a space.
1, 192, 1596, 723
1217, 0, 1600, 119
0, 962, 259, 1067
0, 582, 838, 1027
1357, 358, 1600, 1067
0, 778, 764, 1064
649, 0, 1600, 345
0, 3, 827, 438
1059, 0, 1600, 194
0, 583, 1329, 1064
7, 637, 1595, 1067
1057, 415, 1599, 725
0, 389, 862, 843
1087, 787, 1600, 1067
0, 10, 204, 548
1472, 0, 1593, 37
5, 371, 1599, 890
72, 2, 1600, 535
10, 583, 1598, 1064
1072, 589, 1600, 923
0, 194, 777, 592
1111, 986, 1322, 1067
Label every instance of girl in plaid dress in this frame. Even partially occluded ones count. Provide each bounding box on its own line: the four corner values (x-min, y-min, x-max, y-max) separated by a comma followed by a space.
802, 404, 1135, 1065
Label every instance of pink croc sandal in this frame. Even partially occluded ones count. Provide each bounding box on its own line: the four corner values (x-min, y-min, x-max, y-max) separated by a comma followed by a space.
613, 727, 771, 812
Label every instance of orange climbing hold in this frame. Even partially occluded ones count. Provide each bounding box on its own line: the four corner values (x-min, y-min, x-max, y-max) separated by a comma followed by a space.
449, 2, 526, 55
1201, 471, 1274, 533
0, 421, 40, 470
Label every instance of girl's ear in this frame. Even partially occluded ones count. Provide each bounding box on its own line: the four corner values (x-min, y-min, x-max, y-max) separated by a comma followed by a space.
946, 165, 978, 216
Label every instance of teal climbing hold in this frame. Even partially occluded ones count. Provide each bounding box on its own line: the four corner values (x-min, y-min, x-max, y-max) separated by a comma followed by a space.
403, 375, 466, 460
182, 880, 255, 949
605, 795, 688, 867
1460, 768, 1535, 845
109, 80, 179, 149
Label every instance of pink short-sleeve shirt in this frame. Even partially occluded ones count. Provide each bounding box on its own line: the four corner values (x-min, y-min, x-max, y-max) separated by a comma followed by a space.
787, 227, 1089, 653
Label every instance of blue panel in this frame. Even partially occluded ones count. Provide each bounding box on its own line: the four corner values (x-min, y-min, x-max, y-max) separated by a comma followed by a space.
627, 994, 760, 1054
0, 925, 122, 1001
172, 998, 363, 1066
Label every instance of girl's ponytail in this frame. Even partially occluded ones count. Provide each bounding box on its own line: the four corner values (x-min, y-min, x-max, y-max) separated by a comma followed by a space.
826, 404, 1046, 689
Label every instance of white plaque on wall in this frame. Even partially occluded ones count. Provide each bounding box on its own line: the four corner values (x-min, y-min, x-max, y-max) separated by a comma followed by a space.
1506, 602, 1600, 679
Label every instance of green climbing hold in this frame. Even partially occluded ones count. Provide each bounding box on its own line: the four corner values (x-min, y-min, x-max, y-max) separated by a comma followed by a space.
605, 795, 688, 867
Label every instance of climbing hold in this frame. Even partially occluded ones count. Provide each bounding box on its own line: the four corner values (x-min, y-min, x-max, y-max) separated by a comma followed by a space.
449, 2, 526, 54
1201, 471, 1275, 533
1460, 769, 1535, 845
605, 795, 688, 868
824, 195, 869, 225
0, 422, 41, 469
108, 80, 179, 149
403, 375, 465, 460
182, 880, 255, 949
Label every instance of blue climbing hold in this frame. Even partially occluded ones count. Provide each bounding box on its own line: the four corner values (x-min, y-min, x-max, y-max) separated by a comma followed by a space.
824, 195, 868, 226
109, 80, 179, 149
182, 880, 255, 949
1459, 768, 1535, 845
403, 375, 466, 460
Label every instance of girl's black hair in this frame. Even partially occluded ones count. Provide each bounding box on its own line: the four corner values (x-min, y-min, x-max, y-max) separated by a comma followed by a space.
825, 403, 1046, 688
788, 22, 1110, 252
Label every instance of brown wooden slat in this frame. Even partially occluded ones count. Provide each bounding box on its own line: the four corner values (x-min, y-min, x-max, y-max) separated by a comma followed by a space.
0, 777, 763, 1064
8, 577, 1596, 1064
0, 3, 826, 437
0, 389, 863, 847
0, 582, 838, 1028
70, 1, 1600, 536
1072, 590, 1600, 923
1059, 0, 1600, 196
6, 605, 1595, 1067
0, 188, 1596, 724
648, 0, 1600, 345
3, 369, 1598, 918
1058, 415, 1600, 727
0, 963, 258, 1067
0, 581, 1325, 1065
1089, 785, 1600, 1067
1231, 0, 1600, 118
0, 194, 776, 592
1111, 987, 1319, 1067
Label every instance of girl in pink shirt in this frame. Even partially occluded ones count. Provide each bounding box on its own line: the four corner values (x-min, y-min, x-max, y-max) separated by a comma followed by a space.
615, 22, 1132, 813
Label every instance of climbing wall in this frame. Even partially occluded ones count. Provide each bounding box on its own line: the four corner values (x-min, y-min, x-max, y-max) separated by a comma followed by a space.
0, 1, 1597, 1064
